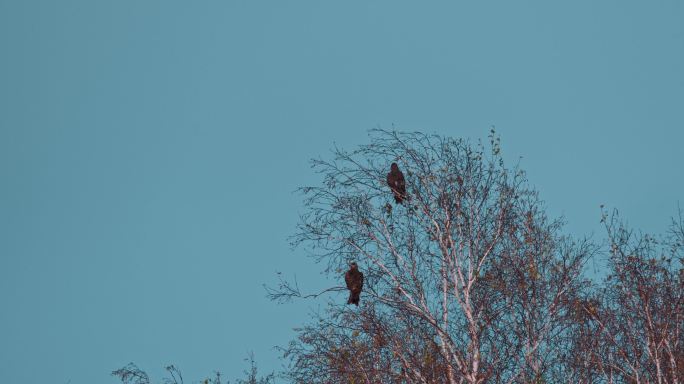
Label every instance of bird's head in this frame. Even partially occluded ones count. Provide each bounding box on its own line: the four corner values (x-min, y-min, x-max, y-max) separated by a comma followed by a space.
350, 262, 358, 270
391, 162, 399, 171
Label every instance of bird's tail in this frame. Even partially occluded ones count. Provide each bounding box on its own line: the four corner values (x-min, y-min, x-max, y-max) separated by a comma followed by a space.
394, 194, 404, 204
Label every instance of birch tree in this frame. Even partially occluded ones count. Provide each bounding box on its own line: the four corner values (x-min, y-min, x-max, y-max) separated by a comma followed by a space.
277, 129, 593, 383
567, 211, 684, 384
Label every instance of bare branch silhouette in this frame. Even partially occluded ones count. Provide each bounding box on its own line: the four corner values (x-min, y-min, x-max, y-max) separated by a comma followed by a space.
277, 128, 597, 383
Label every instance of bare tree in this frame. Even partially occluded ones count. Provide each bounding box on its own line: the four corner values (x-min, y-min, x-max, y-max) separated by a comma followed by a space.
112, 364, 186, 384
236, 353, 276, 384
112, 364, 152, 384
275, 129, 594, 383
112, 354, 273, 384
566, 210, 684, 384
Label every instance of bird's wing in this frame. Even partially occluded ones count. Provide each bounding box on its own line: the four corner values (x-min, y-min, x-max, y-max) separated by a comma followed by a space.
345, 271, 353, 289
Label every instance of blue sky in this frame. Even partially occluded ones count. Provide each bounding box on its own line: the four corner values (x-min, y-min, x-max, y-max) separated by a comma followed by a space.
1, 1, 683, 383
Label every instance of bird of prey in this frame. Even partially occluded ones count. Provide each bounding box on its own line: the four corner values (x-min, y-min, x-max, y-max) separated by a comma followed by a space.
386, 162, 407, 204
345, 262, 364, 306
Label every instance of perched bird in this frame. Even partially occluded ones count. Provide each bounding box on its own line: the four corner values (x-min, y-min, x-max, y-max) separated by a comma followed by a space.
345, 262, 364, 306
386, 163, 407, 204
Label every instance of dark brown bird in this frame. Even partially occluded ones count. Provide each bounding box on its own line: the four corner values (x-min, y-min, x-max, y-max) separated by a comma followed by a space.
386, 163, 407, 204
345, 262, 364, 306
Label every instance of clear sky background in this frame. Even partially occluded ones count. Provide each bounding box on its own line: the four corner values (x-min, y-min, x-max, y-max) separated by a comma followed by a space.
1, 1, 682, 383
